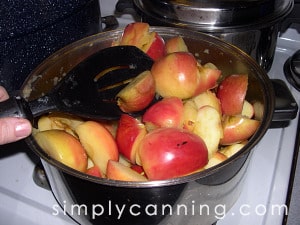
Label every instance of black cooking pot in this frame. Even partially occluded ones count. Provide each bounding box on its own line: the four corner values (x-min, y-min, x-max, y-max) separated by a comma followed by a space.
116, 0, 294, 72
22, 27, 297, 225
0, 0, 118, 94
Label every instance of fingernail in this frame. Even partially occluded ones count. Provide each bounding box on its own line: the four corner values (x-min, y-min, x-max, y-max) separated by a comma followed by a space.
15, 121, 31, 138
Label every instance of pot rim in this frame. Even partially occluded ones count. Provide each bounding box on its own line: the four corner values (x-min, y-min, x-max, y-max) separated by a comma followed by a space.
133, 0, 294, 32
23, 26, 275, 188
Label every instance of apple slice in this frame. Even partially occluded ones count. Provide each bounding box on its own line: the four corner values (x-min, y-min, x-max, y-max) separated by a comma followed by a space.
220, 115, 260, 145
138, 127, 208, 180
204, 152, 228, 169
75, 121, 119, 175
217, 74, 248, 115
196, 65, 222, 94
165, 36, 188, 54
219, 141, 248, 158
116, 70, 155, 113
182, 99, 198, 131
193, 106, 223, 158
117, 22, 165, 60
106, 160, 148, 181
192, 90, 221, 114
142, 96, 184, 130
116, 114, 147, 163
37, 113, 83, 137
34, 130, 87, 172
86, 165, 103, 178
241, 100, 255, 118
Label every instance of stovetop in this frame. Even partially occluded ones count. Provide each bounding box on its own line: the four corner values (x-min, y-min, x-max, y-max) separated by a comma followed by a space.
0, 0, 299, 224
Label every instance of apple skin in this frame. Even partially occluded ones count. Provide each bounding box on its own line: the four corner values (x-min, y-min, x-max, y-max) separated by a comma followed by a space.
75, 121, 119, 175
220, 115, 260, 145
118, 22, 165, 60
142, 97, 184, 130
217, 74, 248, 115
34, 130, 87, 172
86, 165, 102, 178
116, 70, 156, 113
196, 65, 222, 94
151, 52, 202, 99
116, 114, 147, 163
106, 160, 148, 181
138, 127, 208, 180
193, 106, 223, 158
165, 36, 188, 54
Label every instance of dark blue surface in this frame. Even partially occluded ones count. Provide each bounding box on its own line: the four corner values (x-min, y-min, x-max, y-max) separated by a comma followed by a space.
0, 0, 101, 93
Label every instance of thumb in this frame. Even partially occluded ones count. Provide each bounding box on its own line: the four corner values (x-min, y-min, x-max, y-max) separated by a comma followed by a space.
0, 118, 32, 145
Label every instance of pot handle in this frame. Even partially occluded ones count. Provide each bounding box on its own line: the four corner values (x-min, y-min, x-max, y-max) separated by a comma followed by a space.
271, 79, 298, 128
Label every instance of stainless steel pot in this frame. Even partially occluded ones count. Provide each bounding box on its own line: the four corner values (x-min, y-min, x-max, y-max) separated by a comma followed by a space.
22, 27, 295, 225
116, 0, 294, 72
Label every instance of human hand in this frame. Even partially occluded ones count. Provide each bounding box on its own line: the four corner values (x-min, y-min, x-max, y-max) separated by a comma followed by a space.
0, 86, 32, 145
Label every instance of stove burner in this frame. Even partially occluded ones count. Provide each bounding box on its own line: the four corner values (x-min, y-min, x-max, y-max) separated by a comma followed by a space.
284, 50, 300, 91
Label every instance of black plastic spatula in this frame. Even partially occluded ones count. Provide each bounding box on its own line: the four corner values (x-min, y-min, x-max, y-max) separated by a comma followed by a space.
0, 46, 154, 122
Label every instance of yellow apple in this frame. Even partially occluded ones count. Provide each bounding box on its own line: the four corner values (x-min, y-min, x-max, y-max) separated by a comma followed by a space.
165, 36, 188, 54
34, 130, 87, 172
204, 152, 228, 169
75, 121, 119, 175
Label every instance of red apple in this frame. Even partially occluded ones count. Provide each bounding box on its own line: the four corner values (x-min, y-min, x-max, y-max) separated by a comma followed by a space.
130, 164, 146, 176
116, 114, 147, 163
86, 165, 102, 178
196, 64, 222, 94
217, 74, 248, 115
151, 52, 202, 99
117, 22, 165, 60
142, 97, 184, 130
165, 36, 188, 54
106, 160, 148, 181
220, 115, 260, 145
138, 127, 208, 180
116, 70, 155, 113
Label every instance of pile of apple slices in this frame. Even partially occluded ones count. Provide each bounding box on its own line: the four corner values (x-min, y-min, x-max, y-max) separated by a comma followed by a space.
33, 22, 261, 182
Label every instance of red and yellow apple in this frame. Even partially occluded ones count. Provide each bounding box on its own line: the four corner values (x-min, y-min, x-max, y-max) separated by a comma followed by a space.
34, 130, 87, 172
117, 22, 165, 60
165, 36, 188, 54
217, 74, 248, 115
138, 127, 208, 180
142, 96, 184, 130
86, 165, 103, 178
220, 115, 260, 145
75, 121, 119, 175
116, 70, 155, 113
116, 114, 147, 163
106, 160, 148, 181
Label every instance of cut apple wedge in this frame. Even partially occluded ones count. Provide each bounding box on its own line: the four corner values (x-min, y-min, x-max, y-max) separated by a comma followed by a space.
116, 114, 147, 163
34, 130, 87, 172
220, 115, 260, 145
193, 106, 223, 158
241, 100, 255, 118
182, 99, 198, 131
37, 113, 84, 137
106, 160, 148, 181
75, 121, 119, 175
142, 96, 184, 130
204, 152, 228, 169
217, 74, 248, 115
192, 90, 221, 114
165, 36, 188, 54
116, 70, 156, 113
86, 165, 103, 178
219, 141, 248, 158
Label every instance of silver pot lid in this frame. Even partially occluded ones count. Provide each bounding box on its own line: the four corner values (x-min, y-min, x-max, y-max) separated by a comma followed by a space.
134, 0, 294, 30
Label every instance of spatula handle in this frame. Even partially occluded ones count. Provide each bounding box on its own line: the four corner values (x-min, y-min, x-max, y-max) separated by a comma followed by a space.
0, 94, 33, 121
